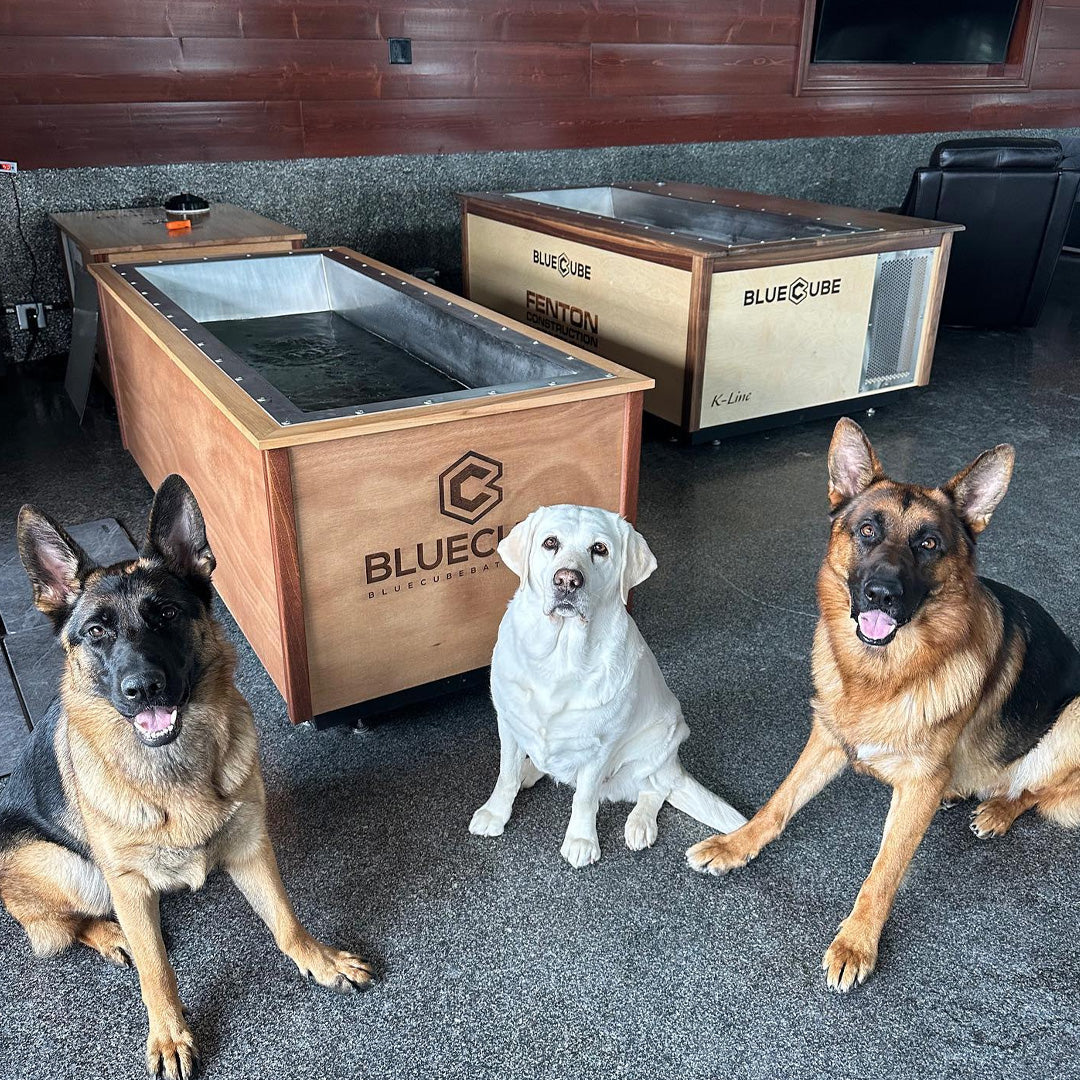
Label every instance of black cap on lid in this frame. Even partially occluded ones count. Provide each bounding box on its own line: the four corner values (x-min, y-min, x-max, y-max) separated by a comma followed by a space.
164, 192, 210, 212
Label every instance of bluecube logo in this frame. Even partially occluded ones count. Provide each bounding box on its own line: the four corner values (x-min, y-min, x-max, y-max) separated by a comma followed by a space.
744, 275, 842, 307
439, 451, 504, 525
363, 452, 509, 592
533, 249, 592, 280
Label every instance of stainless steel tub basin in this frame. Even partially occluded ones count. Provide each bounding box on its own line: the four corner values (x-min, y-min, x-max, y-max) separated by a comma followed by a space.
509, 185, 874, 247
120, 250, 609, 425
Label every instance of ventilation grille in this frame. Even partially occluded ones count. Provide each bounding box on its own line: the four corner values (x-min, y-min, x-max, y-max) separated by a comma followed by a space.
859, 249, 934, 393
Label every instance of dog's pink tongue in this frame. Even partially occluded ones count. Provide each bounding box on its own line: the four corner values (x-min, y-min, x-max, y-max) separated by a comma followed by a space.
134, 706, 174, 733
858, 610, 897, 642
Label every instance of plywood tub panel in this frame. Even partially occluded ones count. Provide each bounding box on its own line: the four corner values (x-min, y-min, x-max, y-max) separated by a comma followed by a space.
465, 214, 691, 426
291, 394, 627, 714
99, 289, 287, 697
698, 253, 879, 428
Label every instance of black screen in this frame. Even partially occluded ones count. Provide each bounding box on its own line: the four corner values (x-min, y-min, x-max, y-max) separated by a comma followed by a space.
812, 0, 1022, 64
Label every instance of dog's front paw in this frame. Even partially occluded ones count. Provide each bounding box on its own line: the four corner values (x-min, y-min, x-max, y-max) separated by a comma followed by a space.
560, 835, 601, 868
822, 921, 878, 992
469, 806, 509, 837
624, 813, 658, 851
970, 797, 1020, 839
146, 1021, 199, 1080
686, 832, 753, 875
292, 939, 376, 993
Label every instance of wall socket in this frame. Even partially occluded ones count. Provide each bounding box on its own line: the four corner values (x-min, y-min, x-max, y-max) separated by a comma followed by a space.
12, 303, 48, 330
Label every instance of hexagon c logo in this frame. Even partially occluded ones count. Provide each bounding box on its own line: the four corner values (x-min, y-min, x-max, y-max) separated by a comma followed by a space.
789, 277, 809, 305
439, 452, 504, 524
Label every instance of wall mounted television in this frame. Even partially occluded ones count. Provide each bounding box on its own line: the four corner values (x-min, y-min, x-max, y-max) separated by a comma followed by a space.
811, 0, 1023, 64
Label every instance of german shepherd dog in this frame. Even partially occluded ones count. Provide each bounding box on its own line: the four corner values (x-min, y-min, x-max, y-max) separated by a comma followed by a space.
688, 418, 1080, 990
0, 476, 373, 1079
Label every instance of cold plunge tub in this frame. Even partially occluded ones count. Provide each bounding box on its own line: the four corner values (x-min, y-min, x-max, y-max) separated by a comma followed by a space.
91, 249, 651, 723
461, 182, 963, 440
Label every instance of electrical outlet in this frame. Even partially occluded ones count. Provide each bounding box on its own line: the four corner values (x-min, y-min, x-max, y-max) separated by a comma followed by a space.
388, 37, 412, 64
0, 160, 16, 173
14, 303, 47, 330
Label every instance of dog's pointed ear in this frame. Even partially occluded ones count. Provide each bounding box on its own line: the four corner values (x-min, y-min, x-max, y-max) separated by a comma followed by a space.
943, 445, 1014, 535
827, 418, 884, 509
17, 506, 95, 628
143, 475, 216, 584
619, 519, 657, 604
498, 510, 539, 588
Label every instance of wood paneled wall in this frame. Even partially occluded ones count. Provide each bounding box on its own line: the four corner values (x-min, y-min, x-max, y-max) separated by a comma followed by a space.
1, 1, 1079, 169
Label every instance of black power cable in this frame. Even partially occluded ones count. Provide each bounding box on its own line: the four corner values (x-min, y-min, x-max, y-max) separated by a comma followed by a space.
8, 173, 42, 363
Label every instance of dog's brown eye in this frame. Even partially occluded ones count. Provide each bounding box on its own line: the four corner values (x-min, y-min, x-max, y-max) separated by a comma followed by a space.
921, 537, 938, 551
160, 606, 178, 621
542, 536, 559, 551
591, 542, 609, 557
86, 624, 105, 640
859, 523, 876, 539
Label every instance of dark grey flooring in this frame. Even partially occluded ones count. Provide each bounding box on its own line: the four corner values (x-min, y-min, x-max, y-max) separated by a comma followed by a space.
2, 260, 1079, 1079
0, 651, 28, 770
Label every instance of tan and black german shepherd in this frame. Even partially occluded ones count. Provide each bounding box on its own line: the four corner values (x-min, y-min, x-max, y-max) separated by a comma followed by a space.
688, 418, 1080, 990
0, 476, 373, 1079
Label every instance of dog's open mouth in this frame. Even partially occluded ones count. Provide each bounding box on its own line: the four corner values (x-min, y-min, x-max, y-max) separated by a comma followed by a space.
130, 706, 182, 747
855, 610, 898, 646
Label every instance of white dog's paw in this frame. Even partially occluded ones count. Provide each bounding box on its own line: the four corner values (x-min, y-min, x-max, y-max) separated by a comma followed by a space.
469, 807, 508, 837
560, 835, 601, 868
624, 813, 658, 851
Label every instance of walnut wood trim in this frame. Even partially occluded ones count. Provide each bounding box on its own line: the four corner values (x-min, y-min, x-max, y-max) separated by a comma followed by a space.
683, 255, 713, 434
263, 447, 312, 724
914, 232, 954, 386
619, 391, 644, 524
796, 0, 1044, 96
706, 230, 950, 274
97, 286, 128, 445
461, 208, 471, 297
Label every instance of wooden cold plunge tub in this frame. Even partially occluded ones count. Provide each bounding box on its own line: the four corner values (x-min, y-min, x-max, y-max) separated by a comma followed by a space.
460, 182, 962, 441
91, 249, 652, 724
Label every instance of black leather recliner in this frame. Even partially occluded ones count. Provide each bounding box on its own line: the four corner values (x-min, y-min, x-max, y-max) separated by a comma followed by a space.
897, 137, 1080, 328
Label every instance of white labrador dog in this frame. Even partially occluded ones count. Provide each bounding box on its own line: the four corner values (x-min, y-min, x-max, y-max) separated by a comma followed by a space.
470, 504, 746, 867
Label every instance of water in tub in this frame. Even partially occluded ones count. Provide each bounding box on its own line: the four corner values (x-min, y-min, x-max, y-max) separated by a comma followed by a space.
204, 311, 466, 412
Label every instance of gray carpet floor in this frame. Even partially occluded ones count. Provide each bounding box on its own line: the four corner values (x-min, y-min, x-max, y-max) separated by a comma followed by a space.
2, 260, 1079, 1079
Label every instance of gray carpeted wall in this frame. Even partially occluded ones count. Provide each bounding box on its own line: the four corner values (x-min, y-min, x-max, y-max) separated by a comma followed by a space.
2, 126, 1077, 363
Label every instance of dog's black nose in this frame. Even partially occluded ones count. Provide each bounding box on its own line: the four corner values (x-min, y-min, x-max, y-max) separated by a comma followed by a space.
863, 578, 902, 606
120, 668, 166, 702
553, 567, 584, 592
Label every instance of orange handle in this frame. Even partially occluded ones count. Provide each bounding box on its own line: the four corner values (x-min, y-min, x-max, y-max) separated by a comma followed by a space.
165, 219, 192, 232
